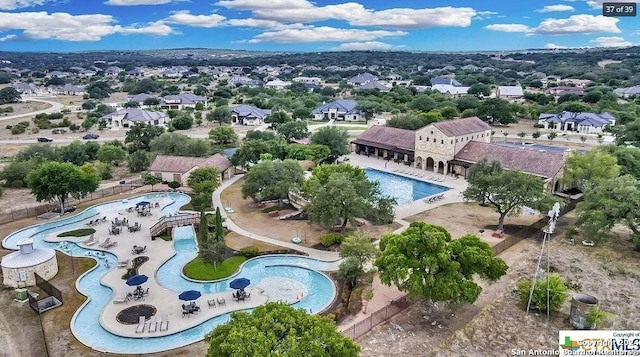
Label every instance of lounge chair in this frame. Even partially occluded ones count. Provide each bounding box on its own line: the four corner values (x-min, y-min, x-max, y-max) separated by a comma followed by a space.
135, 316, 146, 333
148, 316, 157, 333
207, 299, 216, 308
159, 314, 169, 331
99, 238, 111, 248
117, 260, 130, 268
113, 293, 130, 304
217, 297, 226, 306
105, 241, 118, 249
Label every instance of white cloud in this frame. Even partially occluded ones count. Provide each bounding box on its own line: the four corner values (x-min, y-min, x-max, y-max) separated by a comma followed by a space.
0, 0, 47, 10
217, 0, 476, 30
537, 4, 575, 12
246, 26, 407, 43
164, 10, 226, 27
486, 14, 620, 35
544, 43, 568, 49
226, 18, 305, 29
0, 33, 17, 41
0, 11, 175, 41
331, 41, 395, 51
105, 0, 186, 5
485, 24, 532, 33
474, 10, 498, 20
586, 0, 629, 9
591, 36, 633, 47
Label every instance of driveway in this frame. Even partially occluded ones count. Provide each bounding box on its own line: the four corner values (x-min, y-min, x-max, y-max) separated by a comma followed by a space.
0, 97, 65, 122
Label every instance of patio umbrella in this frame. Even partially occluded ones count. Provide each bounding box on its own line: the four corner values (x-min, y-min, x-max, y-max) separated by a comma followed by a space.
136, 201, 151, 207
229, 278, 251, 290
178, 290, 202, 301
126, 274, 148, 286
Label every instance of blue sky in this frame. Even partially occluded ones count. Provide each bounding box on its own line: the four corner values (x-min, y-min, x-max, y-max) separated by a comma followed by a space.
0, 0, 638, 52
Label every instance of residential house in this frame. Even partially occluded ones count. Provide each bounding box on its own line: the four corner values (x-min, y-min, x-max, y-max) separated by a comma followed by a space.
347, 73, 378, 86
496, 86, 524, 101
461, 64, 480, 71
431, 84, 470, 97
159, 93, 206, 110
47, 71, 68, 78
126, 68, 145, 77
544, 86, 585, 99
228, 76, 261, 88
127, 93, 157, 106
13, 82, 42, 95
311, 99, 364, 121
148, 154, 234, 185
104, 66, 123, 76
351, 125, 416, 165
430, 76, 462, 86
355, 80, 391, 92
537, 112, 616, 134
614, 86, 640, 99
264, 79, 291, 90
292, 76, 322, 84
230, 105, 272, 125
102, 108, 168, 129
49, 84, 86, 96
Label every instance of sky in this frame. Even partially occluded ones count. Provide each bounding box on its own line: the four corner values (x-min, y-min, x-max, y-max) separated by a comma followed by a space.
0, 0, 638, 52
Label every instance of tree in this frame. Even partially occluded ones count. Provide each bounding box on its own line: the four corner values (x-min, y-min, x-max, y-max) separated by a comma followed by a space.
0, 87, 21, 104
532, 131, 541, 141
128, 149, 150, 172
562, 150, 620, 191
276, 120, 309, 142
208, 126, 238, 147
576, 175, 640, 247
167, 181, 181, 190
463, 168, 551, 230
204, 302, 360, 357
292, 107, 311, 120
123, 101, 140, 108
187, 167, 221, 195
171, 114, 194, 130
201, 240, 227, 270
244, 130, 277, 142
466, 159, 502, 205
150, 132, 191, 156
376, 222, 508, 305
310, 126, 349, 160
143, 173, 162, 191
0, 160, 36, 188
339, 232, 378, 269
97, 144, 127, 166
517, 131, 527, 139
476, 98, 515, 124
241, 160, 304, 202
547, 131, 557, 142
125, 122, 165, 152
600, 145, 640, 180
408, 95, 436, 112
214, 206, 224, 242
206, 106, 232, 126
338, 257, 363, 289
197, 210, 209, 244
264, 111, 292, 130
26, 161, 99, 213
468, 83, 491, 97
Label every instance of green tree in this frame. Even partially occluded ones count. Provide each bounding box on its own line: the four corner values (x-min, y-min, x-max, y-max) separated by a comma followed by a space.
167, 180, 181, 190
208, 126, 238, 147
338, 257, 364, 289
264, 111, 292, 130
143, 173, 162, 191
468, 83, 491, 97
339, 232, 378, 270
95, 162, 113, 179
466, 159, 502, 205
125, 122, 165, 152
600, 145, 640, 180
206, 106, 232, 126
408, 95, 436, 112
477, 98, 515, 124
187, 167, 221, 195
241, 160, 304, 202
204, 302, 359, 357
244, 130, 277, 142
310, 126, 349, 160
277, 120, 309, 142
463, 168, 551, 230
0, 160, 36, 188
128, 149, 150, 172
547, 131, 557, 142
532, 131, 541, 141
198, 210, 208, 244
517, 273, 568, 313
200, 240, 227, 270
26, 161, 99, 213
292, 107, 311, 120
214, 206, 224, 242
562, 150, 620, 190
171, 114, 194, 130
0, 87, 21, 104
376, 222, 508, 305
150, 132, 191, 155
97, 144, 127, 166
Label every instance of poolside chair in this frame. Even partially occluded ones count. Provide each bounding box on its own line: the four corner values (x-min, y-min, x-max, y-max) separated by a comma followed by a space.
105, 241, 118, 249
207, 299, 216, 308
148, 316, 157, 333
135, 316, 146, 333
117, 260, 130, 268
113, 293, 130, 304
217, 297, 226, 306
99, 237, 111, 248
159, 314, 169, 331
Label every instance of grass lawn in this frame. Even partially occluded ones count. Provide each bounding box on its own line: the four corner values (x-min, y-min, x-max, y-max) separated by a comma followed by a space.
57, 228, 96, 237
183, 256, 246, 280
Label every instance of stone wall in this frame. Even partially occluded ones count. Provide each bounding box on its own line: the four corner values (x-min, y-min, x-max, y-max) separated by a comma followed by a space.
2, 257, 58, 288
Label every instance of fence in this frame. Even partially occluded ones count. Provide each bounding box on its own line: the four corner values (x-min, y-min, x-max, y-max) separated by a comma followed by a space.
28, 273, 63, 314
341, 294, 411, 340
0, 179, 143, 225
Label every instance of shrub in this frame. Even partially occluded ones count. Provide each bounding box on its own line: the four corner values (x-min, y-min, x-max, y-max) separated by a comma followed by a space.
5, 125, 11, 129
31, 127, 39, 134
238, 246, 260, 258
4, 106, 13, 113
516, 273, 568, 314
321, 233, 344, 247
533, 123, 544, 128
10, 125, 25, 135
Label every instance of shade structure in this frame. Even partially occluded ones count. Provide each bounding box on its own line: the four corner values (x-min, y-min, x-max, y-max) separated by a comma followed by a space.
125, 274, 148, 286
229, 278, 250, 290
136, 201, 151, 207
178, 290, 202, 301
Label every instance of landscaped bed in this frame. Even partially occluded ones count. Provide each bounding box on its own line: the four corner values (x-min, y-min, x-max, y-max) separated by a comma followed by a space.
183, 256, 246, 281
57, 228, 96, 237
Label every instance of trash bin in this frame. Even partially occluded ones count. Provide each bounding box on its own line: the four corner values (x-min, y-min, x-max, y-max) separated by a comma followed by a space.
15, 288, 27, 301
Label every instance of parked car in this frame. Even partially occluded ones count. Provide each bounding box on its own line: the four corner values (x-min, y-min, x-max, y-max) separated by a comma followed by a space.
82, 133, 99, 140
37, 137, 53, 142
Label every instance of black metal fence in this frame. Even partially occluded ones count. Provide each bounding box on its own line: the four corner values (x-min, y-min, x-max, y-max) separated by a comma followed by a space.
341, 295, 411, 340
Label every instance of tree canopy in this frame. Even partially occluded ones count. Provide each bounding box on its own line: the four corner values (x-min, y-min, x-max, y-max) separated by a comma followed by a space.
204, 302, 360, 357
562, 150, 620, 190
208, 126, 238, 147
125, 122, 165, 152
310, 126, 349, 160
276, 120, 309, 142
26, 161, 100, 212
241, 159, 304, 202
376, 222, 508, 306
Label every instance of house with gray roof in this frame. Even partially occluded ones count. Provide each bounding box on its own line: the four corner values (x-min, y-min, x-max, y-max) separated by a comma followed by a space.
614, 86, 640, 99
496, 85, 524, 101
537, 111, 615, 134
102, 108, 168, 129
104, 66, 123, 76
230, 105, 272, 125
160, 93, 207, 110
127, 93, 157, 106
430, 76, 461, 86
355, 80, 390, 92
311, 99, 364, 122
49, 84, 86, 96
148, 153, 234, 185
431, 84, 470, 97
347, 73, 378, 86
228, 76, 261, 88
13, 82, 43, 95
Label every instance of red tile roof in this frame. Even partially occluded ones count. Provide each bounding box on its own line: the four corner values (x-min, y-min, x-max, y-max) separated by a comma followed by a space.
351, 125, 415, 151
431, 117, 491, 137
149, 154, 232, 174
454, 141, 564, 178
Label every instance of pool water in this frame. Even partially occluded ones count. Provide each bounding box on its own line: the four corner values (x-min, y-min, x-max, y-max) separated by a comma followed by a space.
2, 193, 336, 355
365, 168, 448, 205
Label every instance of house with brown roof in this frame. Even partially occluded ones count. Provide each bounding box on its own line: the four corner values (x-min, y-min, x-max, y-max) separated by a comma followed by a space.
351, 125, 416, 164
148, 154, 234, 185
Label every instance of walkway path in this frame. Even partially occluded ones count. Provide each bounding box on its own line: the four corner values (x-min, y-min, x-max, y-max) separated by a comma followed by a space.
0, 97, 64, 122
212, 176, 341, 265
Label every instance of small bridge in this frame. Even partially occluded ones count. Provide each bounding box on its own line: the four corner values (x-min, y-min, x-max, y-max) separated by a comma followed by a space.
150, 213, 201, 238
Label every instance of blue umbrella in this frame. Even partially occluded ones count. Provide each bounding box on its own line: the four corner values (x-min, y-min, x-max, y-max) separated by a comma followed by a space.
178, 290, 201, 301
229, 278, 251, 290
136, 201, 151, 207
125, 274, 148, 286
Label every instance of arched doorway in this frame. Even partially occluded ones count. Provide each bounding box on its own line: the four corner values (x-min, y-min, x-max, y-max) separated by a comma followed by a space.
437, 161, 445, 174
426, 157, 435, 172
415, 157, 423, 169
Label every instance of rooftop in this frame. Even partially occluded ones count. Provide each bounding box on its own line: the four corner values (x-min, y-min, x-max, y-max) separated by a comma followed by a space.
352, 125, 415, 151
430, 117, 491, 137
149, 154, 232, 174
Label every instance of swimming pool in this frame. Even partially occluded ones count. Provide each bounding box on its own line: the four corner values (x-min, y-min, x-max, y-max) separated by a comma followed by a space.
365, 168, 448, 205
2, 193, 337, 354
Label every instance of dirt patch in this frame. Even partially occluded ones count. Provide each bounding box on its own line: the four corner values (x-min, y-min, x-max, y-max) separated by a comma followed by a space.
221, 178, 400, 247
224, 231, 284, 252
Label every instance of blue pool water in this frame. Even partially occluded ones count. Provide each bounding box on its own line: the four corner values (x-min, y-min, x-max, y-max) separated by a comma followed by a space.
2, 193, 336, 354
365, 168, 448, 205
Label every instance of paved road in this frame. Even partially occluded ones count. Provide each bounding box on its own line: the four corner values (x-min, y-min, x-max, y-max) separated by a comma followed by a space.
0, 97, 64, 122
0, 133, 210, 145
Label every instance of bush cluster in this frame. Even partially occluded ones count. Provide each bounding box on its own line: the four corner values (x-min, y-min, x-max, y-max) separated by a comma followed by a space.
238, 246, 260, 258
321, 233, 345, 247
